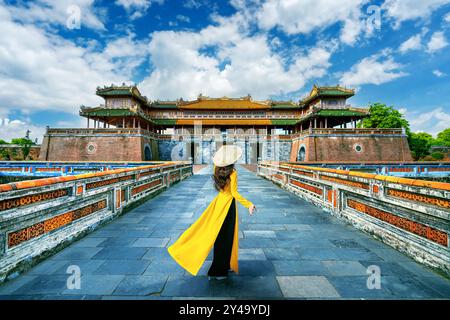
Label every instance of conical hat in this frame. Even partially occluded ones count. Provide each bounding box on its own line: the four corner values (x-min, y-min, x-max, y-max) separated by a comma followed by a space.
213, 145, 243, 167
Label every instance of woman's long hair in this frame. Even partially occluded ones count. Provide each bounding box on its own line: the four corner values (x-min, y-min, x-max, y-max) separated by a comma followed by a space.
212, 164, 235, 192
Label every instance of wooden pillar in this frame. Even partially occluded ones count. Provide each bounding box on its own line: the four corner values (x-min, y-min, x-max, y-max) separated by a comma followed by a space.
314, 118, 317, 129
133, 118, 136, 128
122, 118, 125, 128
325, 118, 328, 128
87, 117, 89, 128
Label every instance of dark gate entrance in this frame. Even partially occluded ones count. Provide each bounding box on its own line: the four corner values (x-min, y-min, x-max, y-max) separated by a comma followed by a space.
144, 145, 152, 161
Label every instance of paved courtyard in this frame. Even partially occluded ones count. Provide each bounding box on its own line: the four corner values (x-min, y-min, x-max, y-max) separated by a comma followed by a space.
0, 165, 449, 300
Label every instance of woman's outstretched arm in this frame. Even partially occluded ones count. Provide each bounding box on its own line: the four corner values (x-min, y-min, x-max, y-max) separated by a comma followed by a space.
230, 170, 253, 209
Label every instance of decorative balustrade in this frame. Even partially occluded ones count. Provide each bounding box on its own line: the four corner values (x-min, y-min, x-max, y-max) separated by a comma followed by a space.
0, 161, 171, 177
46, 128, 158, 137
258, 161, 450, 276
0, 161, 192, 281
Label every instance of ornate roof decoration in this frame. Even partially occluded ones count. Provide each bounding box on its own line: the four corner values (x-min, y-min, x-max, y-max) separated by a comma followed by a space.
300, 84, 355, 106
96, 84, 148, 104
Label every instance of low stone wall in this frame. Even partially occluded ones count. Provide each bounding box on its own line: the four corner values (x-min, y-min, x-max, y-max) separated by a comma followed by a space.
0, 161, 192, 282
258, 161, 450, 276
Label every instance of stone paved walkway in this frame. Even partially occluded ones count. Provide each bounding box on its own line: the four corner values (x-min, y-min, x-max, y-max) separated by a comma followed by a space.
0, 165, 449, 300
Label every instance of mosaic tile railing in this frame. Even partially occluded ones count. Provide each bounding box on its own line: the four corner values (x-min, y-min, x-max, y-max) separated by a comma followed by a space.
258, 161, 450, 276
0, 161, 192, 281
0, 161, 173, 177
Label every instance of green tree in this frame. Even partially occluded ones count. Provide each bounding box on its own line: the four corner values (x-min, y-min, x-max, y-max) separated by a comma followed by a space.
432, 128, 450, 147
0, 139, 9, 145
11, 137, 34, 160
431, 151, 445, 160
409, 132, 434, 160
359, 102, 410, 135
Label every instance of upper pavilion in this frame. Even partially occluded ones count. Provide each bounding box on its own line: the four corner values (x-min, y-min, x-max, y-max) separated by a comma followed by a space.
79, 84, 368, 135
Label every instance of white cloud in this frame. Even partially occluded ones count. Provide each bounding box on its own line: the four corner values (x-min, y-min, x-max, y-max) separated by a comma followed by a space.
340, 50, 407, 87
176, 14, 191, 23
0, 5, 147, 116
399, 34, 422, 53
407, 107, 450, 136
427, 31, 449, 53
184, 0, 206, 9
115, 0, 164, 19
0, 118, 46, 144
383, 0, 450, 28
255, 0, 368, 46
139, 12, 334, 100
445, 12, 450, 22
433, 69, 446, 77
6, 0, 105, 30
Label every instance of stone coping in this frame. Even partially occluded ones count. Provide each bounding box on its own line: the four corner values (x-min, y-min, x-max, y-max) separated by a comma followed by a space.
0, 161, 190, 193
261, 162, 450, 191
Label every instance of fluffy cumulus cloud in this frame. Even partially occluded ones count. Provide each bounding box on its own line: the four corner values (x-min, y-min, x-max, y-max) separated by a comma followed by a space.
445, 12, 450, 22
399, 34, 422, 53
426, 31, 449, 53
340, 50, 407, 87
6, 0, 106, 30
407, 107, 450, 136
139, 13, 334, 100
255, 0, 369, 45
0, 5, 147, 116
383, 0, 450, 28
433, 69, 446, 77
115, 0, 164, 20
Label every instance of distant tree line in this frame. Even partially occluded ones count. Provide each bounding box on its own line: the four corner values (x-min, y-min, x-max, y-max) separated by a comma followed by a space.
0, 137, 36, 160
360, 103, 450, 161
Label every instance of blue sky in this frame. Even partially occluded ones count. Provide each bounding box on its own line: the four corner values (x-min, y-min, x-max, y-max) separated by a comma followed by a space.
0, 0, 449, 143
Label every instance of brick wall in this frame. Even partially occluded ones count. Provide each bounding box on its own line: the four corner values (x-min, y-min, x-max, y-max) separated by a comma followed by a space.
39, 135, 151, 161
290, 134, 412, 162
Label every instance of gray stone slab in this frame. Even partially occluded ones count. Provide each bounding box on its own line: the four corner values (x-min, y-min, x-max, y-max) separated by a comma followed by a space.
382, 275, 445, 298
25, 260, 69, 275
273, 260, 329, 276
62, 275, 125, 295
72, 237, 108, 248
237, 260, 275, 276
144, 260, 186, 275
10, 275, 68, 295
322, 261, 368, 276
142, 247, 173, 261
0, 276, 37, 295
243, 230, 276, 238
297, 248, 340, 261
276, 276, 340, 298
52, 247, 103, 260
239, 248, 267, 260
98, 237, 138, 247
284, 224, 313, 231
333, 248, 381, 261
53, 260, 107, 275
211, 276, 283, 298
327, 276, 393, 299
92, 247, 148, 260
113, 275, 168, 296
93, 260, 151, 275
132, 237, 170, 248
246, 224, 286, 231
161, 275, 212, 297
263, 248, 300, 260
